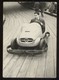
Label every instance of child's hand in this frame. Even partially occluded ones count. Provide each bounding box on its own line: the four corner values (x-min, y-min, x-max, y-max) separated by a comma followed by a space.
40, 22, 43, 25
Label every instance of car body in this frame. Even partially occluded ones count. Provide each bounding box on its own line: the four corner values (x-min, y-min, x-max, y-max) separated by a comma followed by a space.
7, 22, 50, 54
16, 22, 43, 47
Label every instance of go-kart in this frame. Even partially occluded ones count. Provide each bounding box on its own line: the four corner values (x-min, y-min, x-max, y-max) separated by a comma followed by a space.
7, 22, 50, 54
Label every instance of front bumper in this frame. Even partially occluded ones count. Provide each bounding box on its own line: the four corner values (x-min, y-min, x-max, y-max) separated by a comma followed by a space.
16, 37, 43, 47
7, 45, 48, 54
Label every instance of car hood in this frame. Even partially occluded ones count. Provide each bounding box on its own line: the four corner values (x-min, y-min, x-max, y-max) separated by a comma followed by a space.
18, 23, 42, 40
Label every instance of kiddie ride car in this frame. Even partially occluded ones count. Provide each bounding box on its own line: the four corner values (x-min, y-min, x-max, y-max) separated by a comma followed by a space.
7, 23, 50, 54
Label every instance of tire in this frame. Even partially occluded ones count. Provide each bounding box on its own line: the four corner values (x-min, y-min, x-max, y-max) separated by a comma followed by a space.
11, 38, 19, 49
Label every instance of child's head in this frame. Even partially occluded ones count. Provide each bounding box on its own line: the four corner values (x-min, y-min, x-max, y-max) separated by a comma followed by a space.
34, 12, 39, 19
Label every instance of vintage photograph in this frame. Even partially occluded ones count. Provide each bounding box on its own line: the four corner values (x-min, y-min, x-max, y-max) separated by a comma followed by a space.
3, 2, 57, 78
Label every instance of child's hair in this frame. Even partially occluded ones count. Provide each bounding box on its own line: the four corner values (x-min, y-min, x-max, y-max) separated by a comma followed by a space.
34, 12, 39, 15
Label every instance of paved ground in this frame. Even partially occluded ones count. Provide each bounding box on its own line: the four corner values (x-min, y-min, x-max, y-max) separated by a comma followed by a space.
3, 2, 57, 78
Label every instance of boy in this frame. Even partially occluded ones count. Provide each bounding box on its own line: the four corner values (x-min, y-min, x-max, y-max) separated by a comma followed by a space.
30, 12, 45, 33
9, 13, 50, 50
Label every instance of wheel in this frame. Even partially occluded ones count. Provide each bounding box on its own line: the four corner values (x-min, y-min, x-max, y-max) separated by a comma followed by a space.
11, 38, 19, 49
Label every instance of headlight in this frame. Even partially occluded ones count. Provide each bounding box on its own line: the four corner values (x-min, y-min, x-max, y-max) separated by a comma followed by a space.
20, 38, 33, 42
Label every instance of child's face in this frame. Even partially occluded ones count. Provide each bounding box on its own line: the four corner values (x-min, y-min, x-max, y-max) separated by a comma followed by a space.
34, 14, 39, 19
